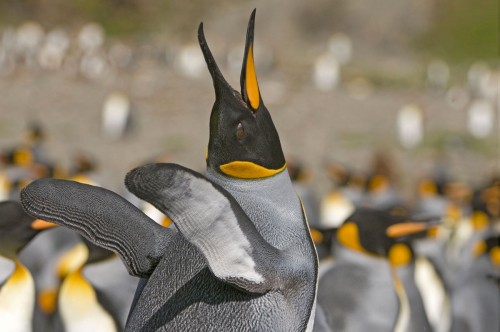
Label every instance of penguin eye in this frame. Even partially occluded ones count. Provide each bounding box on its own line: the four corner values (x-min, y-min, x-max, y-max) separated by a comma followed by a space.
236, 123, 244, 141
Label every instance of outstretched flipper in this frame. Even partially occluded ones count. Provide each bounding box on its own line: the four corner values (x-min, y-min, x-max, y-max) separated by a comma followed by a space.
126, 163, 290, 294
20, 179, 174, 278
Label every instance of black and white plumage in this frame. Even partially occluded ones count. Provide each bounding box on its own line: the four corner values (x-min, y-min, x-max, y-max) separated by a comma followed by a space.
21, 10, 318, 332
450, 235, 499, 332
316, 208, 436, 332
0, 201, 53, 332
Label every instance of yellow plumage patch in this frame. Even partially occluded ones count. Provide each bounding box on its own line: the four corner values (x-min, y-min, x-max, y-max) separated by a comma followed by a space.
473, 241, 487, 257
388, 243, 412, 267
59, 269, 117, 331
6, 260, 30, 284
309, 229, 324, 244
219, 161, 285, 179
61, 270, 95, 307
337, 222, 370, 255
57, 243, 89, 279
38, 288, 58, 314
490, 246, 500, 266
471, 211, 489, 230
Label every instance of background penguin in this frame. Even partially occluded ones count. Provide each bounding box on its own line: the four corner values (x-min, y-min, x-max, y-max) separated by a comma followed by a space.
388, 242, 433, 332
450, 234, 499, 332
21, 10, 318, 332
19, 226, 81, 332
414, 177, 450, 217
19, 154, 103, 332
0, 201, 53, 332
411, 224, 453, 332
364, 152, 406, 212
316, 208, 435, 332
324, 160, 366, 206
54, 236, 137, 332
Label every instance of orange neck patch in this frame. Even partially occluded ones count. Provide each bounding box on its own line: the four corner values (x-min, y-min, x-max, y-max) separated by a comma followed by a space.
388, 243, 412, 267
219, 161, 285, 179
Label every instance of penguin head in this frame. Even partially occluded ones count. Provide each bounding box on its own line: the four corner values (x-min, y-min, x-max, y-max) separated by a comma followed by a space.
199, 9, 285, 179
0, 201, 54, 260
337, 207, 438, 258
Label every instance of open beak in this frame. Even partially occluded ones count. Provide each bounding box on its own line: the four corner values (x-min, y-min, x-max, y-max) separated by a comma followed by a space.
240, 9, 261, 111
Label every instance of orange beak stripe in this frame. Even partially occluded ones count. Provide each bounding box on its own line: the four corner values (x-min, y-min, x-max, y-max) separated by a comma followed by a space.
386, 222, 430, 238
31, 219, 58, 230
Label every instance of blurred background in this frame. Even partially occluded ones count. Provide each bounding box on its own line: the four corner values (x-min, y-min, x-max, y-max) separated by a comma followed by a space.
0, 0, 498, 200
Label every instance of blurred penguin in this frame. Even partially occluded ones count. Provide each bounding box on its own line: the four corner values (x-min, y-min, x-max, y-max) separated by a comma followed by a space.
0, 201, 54, 331
467, 99, 494, 139
396, 104, 424, 149
49, 236, 138, 331
287, 157, 320, 229
365, 152, 405, 212
69, 153, 101, 186
317, 208, 436, 332
450, 234, 499, 332
102, 91, 133, 141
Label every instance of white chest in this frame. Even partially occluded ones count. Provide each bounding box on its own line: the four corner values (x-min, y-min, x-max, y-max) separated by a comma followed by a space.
59, 271, 117, 332
0, 261, 35, 332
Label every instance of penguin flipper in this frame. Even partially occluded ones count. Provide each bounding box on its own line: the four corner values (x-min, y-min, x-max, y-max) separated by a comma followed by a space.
20, 179, 174, 278
126, 163, 286, 294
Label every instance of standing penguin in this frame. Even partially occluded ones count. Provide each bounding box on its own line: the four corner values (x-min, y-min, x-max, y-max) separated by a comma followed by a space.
54, 237, 137, 332
0, 201, 53, 332
450, 234, 499, 332
21, 10, 318, 332
317, 208, 435, 332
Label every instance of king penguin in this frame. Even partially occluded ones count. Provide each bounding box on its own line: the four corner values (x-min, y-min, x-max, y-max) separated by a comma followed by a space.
450, 234, 499, 332
316, 208, 435, 332
0, 201, 53, 332
53, 236, 136, 332
21, 9, 318, 332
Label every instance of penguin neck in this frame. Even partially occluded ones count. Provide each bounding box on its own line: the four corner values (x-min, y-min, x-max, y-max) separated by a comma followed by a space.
334, 242, 389, 268
391, 268, 410, 332
206, 167, 307, 249
59, 269, 117, 331
393, 261, 415, 282
0, 259, 35, 331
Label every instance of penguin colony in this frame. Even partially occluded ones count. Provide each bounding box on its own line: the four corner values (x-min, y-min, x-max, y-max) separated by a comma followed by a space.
0, 9, 498, 332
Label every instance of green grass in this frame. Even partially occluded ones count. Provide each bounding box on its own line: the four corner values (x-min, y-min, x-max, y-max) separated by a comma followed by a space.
418, 0, 498, 64
415, 130, 497, 157
338, 129, 497, 158
0, 0, 171, 37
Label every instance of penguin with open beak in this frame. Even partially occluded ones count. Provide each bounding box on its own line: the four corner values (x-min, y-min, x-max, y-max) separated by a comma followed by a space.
21, 9, 318, 331
0, 201, 54, 332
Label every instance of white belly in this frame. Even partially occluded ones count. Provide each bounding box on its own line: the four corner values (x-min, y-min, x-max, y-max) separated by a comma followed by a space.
0, 261, 35, 332
59, 270, 117, 332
